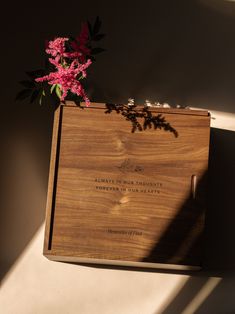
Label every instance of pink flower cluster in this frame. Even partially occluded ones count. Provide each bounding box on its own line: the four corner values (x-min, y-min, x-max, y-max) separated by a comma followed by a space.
46, 37, 68, 59
36, 25, 92, 106
71, 23, 91, 63
36, 58, 91, 104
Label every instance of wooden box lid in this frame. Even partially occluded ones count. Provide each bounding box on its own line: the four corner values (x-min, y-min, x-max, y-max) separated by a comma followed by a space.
44, 102, 211, 270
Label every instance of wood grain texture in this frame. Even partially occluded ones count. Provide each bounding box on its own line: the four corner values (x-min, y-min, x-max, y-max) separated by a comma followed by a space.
44, 102, 211, 269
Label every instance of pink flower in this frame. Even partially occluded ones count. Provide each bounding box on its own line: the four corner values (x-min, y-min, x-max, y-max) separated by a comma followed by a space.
67, 23, 91, 62
46, 37, 68, 57
70, 41, 90, 63
35, 58, 92, 106
63, 51, 83, 59
77, 22, 89, 45
35, 24, 95, 105
44, 39, 49, 49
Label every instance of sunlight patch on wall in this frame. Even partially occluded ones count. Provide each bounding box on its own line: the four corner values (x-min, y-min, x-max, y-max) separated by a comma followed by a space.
181, 277, 222, 314
190, 108, 235, 131
198, 0, 235, 16
209, 110, 235, 131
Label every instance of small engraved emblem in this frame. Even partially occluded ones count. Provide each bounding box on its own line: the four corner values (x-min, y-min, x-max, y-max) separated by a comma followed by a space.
117, 159, 144, 173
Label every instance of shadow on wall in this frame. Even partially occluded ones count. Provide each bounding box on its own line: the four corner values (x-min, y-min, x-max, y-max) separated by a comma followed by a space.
89, 0, 235, 114
2, 0, 235, 113
0, 103, 54, 281
153, 128, 235, 313
204, 128, 235, 272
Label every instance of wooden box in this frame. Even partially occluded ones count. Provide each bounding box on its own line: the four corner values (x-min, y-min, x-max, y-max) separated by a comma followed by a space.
44, 102, 210, 270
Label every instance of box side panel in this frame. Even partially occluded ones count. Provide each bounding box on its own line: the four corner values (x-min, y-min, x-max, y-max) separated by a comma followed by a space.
43, 105, 63, 254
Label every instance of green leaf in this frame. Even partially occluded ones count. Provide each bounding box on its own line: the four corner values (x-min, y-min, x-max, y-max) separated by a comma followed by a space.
39, 93, 43, 105
50, 84, 56, 94
55, 84, 62, 99
92, 33, 105, 41
93, 16, 102, 34
19, 80, 35, 88
39, 89, 46, 105
89, 55, 96, 62
91, 47, 106, 55
30, 89, 40, 103
15, 89, 32, 101
78, 75, 84, 80
39, 95, 43, 105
